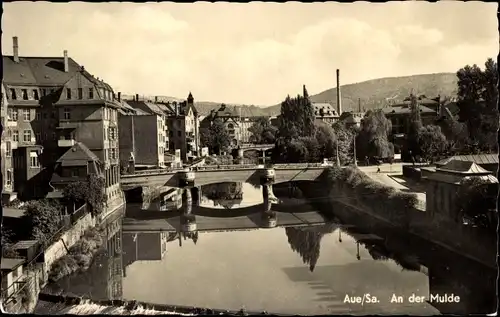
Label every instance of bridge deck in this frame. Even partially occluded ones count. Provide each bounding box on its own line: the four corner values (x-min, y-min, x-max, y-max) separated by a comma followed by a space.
122, 211, 328, 232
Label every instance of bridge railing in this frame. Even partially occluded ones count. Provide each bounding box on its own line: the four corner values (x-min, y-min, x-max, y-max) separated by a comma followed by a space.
274, 163, 327, 169
121, 167, 181, 177
194, 164, 259, 171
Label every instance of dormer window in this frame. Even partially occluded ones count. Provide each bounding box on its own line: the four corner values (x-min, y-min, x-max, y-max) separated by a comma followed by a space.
66, 88, 72, 100
33, 89, 39, 100
22, 89, 28, 100
78, 88, 83, 100
10, 89, 17, 100
89, 88, 94, 99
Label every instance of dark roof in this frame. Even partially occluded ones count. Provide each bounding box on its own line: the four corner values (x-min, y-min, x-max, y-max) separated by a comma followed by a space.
2, 55, 115, 92
12, 240, 38, 250
382, 104, 435, 115
436, 153, 498, 167
125, 100, 164, 116
444, 102, 460, 116
1, 258, 25, 271
215, 104, 238, 117
57, 142, 100, 164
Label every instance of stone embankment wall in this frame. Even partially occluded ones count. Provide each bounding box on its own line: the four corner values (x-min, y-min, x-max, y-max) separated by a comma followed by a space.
299, 167, 497, 269
44, 213, 96, 275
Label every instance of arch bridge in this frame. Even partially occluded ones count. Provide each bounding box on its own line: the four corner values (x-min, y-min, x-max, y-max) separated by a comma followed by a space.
120, 163, 332, 190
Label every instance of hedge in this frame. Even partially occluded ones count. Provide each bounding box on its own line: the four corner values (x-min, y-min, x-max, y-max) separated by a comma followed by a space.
316, 166, 420, 228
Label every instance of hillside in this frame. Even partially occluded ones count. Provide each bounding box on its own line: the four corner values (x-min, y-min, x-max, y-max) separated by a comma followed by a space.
124, 72, 459, 117
266, 72, 459, 115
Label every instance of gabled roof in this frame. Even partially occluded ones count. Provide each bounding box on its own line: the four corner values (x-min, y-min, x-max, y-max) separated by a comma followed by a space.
437, 159, 492, 175
125, 100, 164, 116
313, 102, 338, 117
57, 142, 99, 164
436, 154, 498, 167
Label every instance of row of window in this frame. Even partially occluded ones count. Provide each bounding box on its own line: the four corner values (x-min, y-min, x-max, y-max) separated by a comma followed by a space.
6, 129, 58, 143
65, 87, 95, 100
10, 86, 115, 102
4, 149, 40, 167
169, 130, 183, 137
7, 108, 60, 121
105, 127, 118, 141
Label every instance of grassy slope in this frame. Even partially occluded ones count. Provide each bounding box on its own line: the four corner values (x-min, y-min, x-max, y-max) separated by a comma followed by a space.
125, 72, 458, 117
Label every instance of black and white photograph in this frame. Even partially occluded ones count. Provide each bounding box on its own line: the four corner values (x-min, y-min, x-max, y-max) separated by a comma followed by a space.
0, 1, 498, 315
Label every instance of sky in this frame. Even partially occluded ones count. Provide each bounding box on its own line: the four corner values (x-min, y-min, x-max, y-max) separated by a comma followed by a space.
2, 1, 498, 106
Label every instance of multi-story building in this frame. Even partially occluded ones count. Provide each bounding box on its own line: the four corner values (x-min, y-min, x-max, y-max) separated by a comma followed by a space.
119, 96, 168, 170
160, 93, 200, 161
200, 104, 262, 148
2, 36, 122, 202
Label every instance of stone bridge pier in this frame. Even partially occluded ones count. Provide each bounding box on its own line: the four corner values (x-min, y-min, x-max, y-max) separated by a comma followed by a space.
261, 184, 277, 228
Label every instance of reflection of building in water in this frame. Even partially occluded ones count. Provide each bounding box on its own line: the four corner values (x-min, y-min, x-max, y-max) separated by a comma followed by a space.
106, 225, 123, 300
122, 232, 168, 276
201, 182, 243, 209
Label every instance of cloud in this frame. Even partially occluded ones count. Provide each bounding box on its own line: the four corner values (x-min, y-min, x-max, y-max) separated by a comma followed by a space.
2, 2, 498, 106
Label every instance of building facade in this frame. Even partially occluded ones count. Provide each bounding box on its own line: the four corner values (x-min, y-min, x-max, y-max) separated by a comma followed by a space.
119, 98, 168, 169
2, 36, 121, 202
160, 93, 200, 161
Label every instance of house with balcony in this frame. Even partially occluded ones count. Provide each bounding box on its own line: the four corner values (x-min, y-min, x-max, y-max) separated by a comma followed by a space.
159, 92, 201, 161
200, 103, 249, 150
119, 96, 168, 171
2, 36, 122, 203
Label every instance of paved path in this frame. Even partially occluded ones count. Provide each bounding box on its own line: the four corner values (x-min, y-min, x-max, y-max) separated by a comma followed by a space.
358, 164, 426, 210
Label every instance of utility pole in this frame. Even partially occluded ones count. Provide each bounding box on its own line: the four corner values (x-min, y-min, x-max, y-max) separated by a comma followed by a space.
336, 141, 341, 167
353, 134, 357, 167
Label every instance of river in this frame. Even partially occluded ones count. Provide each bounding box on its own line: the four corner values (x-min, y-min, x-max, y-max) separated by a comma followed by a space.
37, 181, 496, 315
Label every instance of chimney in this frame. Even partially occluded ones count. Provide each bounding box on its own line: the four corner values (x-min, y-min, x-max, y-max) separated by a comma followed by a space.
135, 94, 139, 102
336, 69, 342, 116
13, 36, 19, 63
118, 92, 121, 102
63, 50, 69, 72
155, 96, 158, 103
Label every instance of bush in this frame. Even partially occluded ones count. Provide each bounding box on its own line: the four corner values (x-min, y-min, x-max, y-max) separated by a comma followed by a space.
23, 199, 64, 244
48, 227, 105, 283
63, 174, 105, 216
318, 166, 419, 227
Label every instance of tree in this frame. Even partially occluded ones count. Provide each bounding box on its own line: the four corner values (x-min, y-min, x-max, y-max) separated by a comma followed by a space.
356, 109, 393, 160
300, 136, 321, 162
23, 199, 64, 243
403, 93, 424, 161
314, 121, 337, 159
456, 177, 498, 231
417, 125, 447, 163
277, 94, 316, 141
2, 228, 19, 258
63, 174, 106, 215
248, 117, 278, 144
456, 58, 499, 152
203, 118, 231, 155
332, 123, 355, 165
438, 117, 470, 155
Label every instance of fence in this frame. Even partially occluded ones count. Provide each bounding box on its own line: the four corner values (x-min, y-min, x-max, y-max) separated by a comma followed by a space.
70, 204, 88, 224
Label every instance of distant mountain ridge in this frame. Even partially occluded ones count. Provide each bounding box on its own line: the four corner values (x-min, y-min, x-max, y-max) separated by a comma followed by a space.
124, 72, 459, 117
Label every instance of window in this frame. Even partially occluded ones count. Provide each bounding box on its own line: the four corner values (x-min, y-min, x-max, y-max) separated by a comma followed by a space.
111, 148, 117, 160
8, 108, 18, 121
89, 88, 94, 99
23, 109, 30, 121
6, 142, 11, 157
42, 89, 47, 97
23, 130, 32, 142
36, 132, 41, 141
12, 130, 19, 142
227, 123, 234, 129
71, 169, 79, 177
6, 170, 12, 186
33, 89, 39, 100
10, 89, 17, 100
78, 88, 83, 99
30, 151, 40, 168
66, 88, 72, 99
22, 89, 28, 100
109, 127, 116, 140
63, 108, 71, 120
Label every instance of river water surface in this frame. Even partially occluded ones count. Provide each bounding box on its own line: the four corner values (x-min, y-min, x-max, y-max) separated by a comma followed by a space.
39, 182, 496, 315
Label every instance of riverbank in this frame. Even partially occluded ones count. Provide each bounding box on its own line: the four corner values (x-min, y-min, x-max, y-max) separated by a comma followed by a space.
299, 166, 496, 269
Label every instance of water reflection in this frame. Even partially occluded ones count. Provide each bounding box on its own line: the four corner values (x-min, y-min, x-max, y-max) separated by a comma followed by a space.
42, 189, 496, 315
200, 182, 261, 209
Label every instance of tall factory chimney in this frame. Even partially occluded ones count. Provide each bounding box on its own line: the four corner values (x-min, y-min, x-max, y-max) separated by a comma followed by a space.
63, 50, 69, 72
336, 69, 342, 116
13, 36, 19, 63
